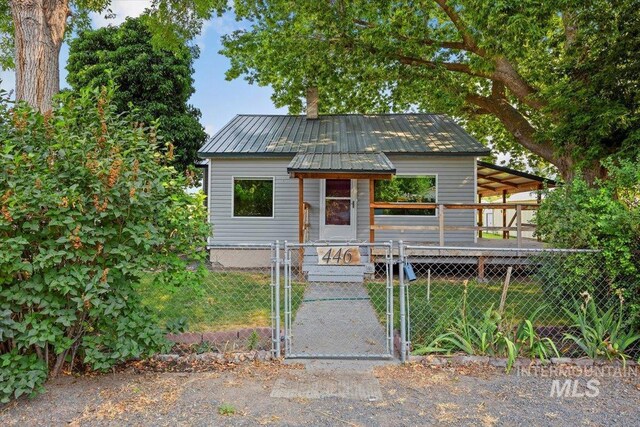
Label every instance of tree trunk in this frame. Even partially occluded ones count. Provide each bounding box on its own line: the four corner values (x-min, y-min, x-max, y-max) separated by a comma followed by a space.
10, 0, 69, 112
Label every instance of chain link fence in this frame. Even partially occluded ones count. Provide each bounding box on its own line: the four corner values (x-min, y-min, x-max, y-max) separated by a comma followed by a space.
137, 244, 285, 354
137, 241, 638, 360
399, 245, 636, 358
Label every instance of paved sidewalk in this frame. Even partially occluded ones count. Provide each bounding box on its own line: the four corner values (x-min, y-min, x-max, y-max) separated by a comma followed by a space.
289, 283, 389, 356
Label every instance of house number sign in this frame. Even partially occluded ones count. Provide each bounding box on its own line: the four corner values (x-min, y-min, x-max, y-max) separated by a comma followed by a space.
316, 247, 361, 265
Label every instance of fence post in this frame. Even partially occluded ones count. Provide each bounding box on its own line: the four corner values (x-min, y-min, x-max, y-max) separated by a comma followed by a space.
273, 240, 281, 358
399, 240, 407, 363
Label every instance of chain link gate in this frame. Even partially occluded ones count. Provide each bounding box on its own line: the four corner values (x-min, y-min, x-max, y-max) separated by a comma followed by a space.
281, 241, 395, 359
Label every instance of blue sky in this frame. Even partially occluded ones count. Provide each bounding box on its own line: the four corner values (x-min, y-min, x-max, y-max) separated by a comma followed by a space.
0, 1, 286, 137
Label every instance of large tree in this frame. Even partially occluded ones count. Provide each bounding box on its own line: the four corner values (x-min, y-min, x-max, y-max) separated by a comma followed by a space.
66, 18, 207, 171
221, 0, 640, 180
0, 0, 226, 112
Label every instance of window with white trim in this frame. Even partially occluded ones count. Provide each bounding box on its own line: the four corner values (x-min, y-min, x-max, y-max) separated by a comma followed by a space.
232, 177, 274, 217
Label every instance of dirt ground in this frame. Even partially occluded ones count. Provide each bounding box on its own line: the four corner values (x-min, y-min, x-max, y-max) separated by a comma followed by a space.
1, 361, 639, 427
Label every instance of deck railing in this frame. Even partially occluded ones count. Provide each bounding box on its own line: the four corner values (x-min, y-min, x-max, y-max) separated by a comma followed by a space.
369, 202, 540, 248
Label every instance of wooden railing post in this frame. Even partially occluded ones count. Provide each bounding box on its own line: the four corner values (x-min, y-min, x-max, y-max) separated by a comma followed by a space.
369, 179, 375, 243
516, 204, 522, 248
502, 190, 508, 239
477, 194, 483, 239
438, 204, 445, 246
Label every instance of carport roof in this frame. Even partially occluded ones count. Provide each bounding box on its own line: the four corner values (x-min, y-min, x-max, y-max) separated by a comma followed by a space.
477, 161, 557, 196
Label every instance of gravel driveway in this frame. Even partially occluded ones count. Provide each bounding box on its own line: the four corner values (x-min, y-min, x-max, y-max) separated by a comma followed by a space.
1, 361, 638, 426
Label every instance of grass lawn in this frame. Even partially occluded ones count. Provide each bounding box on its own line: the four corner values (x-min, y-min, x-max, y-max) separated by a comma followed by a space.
137, 271, 306, 332
367, 278, 569, 346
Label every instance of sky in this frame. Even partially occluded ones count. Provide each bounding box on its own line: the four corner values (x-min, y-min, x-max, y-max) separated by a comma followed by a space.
0, 0, 286, 138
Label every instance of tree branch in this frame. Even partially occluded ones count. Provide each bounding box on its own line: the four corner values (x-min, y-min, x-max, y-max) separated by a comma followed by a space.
353, 19, 469, 52
433, 0, 486, 56
395, 54, 490, 78
465, 93, 555, 162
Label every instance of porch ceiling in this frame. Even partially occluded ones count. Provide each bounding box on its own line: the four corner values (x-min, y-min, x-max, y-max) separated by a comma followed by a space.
477, 161, 557, 197
287, 152, 396, 178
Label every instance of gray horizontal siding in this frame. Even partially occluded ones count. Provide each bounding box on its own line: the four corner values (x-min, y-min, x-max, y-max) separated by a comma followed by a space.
208, 157, 298, 244
208, 155, 476, 245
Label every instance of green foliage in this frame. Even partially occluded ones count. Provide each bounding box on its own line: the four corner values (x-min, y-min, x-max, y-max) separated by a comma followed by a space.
246, 330, 259, 351
414, 284, 561, 371
222, 0, 640, 176
165, 317, 189, 334
66, 18, 207, 172
374, 176, 436, 215
513, 306, 560, 362
563, 293, 640, 363
413, 284, 516, 370
232, 178, 273, 217
0, 352, 48, 403
218, 403, 236, 415
536, 155, 640, 326
0, 84, 211, 402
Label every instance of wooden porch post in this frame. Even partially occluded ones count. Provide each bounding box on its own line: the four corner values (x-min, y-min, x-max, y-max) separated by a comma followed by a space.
516, 204, 522, 248
478, 194, 483, 239
298, 177, 304, 243
502, 190, 508, 239
536, 184, 543, 242
369, 179, 375, 243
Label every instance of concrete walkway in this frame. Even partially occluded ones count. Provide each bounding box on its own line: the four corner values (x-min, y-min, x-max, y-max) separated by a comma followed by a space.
288, 282, 390, 357
271, 360, 395, 400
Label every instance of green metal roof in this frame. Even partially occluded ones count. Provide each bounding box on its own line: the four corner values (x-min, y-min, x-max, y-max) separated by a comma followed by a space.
198, 114, 490, 157
287, 152, 396, 174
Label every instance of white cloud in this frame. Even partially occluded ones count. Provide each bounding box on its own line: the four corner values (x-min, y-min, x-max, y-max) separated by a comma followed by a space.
90, 0, 152, 28
204, 123, 215, 138
194, 19, 213, 52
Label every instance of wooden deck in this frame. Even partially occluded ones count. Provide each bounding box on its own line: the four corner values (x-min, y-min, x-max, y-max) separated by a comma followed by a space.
371, 238, 545, 258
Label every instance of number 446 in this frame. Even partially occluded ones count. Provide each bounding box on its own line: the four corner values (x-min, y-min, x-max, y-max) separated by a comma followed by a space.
321, 248, 354, 264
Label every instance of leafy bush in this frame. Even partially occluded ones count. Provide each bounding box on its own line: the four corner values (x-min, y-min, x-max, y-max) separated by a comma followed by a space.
513, 306, 559, 362
563, 292, 640, 363
414, 283, 560, 371
536, 156, 640, 327
414, 283, 517, 371
0, 85, 210, 402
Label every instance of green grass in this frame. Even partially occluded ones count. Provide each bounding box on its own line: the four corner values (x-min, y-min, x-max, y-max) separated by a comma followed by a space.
137, 271, 305, 332
367, 278, 570, 346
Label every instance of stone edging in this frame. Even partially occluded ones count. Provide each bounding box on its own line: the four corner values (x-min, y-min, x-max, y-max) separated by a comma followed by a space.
152, 350, 275, 364
408, 354, 639, 368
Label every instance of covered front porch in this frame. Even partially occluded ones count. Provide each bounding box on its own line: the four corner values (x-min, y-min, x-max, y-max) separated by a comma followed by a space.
289, 153, 554, 249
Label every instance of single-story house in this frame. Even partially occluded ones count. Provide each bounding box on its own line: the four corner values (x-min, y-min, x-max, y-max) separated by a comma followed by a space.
197, 101, 554, 263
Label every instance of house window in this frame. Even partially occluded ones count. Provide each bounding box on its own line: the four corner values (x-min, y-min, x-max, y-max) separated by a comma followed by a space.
374, 175, 437, 216
233, 177, 274, 217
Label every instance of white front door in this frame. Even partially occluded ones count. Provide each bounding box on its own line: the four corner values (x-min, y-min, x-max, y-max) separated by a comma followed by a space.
319, 179, 357, 241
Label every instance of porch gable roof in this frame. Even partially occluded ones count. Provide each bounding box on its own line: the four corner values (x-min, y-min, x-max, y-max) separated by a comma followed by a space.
287, 152, 396, 175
